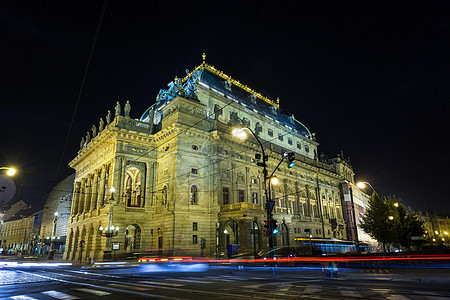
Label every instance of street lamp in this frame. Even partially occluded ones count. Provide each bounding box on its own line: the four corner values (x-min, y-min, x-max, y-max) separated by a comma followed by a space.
233, 127, 276, 249
99, 187, 119, 260
0, 167, 16, 176
47, 212, 58, 260
356, 181, 377, 194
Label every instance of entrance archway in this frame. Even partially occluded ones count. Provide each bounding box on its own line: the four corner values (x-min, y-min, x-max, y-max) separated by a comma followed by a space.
125, 224, 141, 251
251, 221, 260, 256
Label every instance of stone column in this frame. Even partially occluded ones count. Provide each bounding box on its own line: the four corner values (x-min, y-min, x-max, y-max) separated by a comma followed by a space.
111, 157, 125, 205
84, 176, 92, 212
78, 178, 86, 214
145, 162, 153, 207
71, 182, 81, 215
98, 165, 106, 207
90, 171, 99, 210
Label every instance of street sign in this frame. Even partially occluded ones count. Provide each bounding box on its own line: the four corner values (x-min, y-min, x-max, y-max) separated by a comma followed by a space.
80, 240, 85, 245
267, 200, 275, 212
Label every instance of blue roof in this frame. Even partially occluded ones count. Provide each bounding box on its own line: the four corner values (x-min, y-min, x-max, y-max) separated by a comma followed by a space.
140, 64, 312, 139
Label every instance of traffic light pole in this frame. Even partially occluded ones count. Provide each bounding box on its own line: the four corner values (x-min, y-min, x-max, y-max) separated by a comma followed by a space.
237, 127, 295, 252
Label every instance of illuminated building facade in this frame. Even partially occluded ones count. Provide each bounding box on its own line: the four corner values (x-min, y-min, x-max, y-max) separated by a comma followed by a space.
64, 57, 353, 261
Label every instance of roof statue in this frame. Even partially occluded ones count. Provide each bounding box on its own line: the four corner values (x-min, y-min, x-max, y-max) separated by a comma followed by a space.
156, 69, 199, 102
115, 101, 121, 117
124, 100, 131, 118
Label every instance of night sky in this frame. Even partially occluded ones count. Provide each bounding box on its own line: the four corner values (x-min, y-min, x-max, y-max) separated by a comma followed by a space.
1, 1, 450, 213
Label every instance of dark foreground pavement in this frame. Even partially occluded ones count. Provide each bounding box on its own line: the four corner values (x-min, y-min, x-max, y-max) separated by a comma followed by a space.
1, 261, 450, 299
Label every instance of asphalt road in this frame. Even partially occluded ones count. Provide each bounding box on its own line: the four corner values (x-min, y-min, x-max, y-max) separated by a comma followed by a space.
1, 264, 450, 299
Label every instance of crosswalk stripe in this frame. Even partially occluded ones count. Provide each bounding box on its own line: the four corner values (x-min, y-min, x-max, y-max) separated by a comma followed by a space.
11, 296, 38, 300
303, 286, 321, 294
340, 289, 362, 298
75, 288, 111, 296
41, 290, 79, 299
138, 280, 185, 287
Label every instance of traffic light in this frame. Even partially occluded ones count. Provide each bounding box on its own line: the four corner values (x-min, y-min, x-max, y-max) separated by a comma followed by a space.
264, 220, 271, 237
271, 219, 278, 234
287, 152, 295, 168
201, 238, 206, 250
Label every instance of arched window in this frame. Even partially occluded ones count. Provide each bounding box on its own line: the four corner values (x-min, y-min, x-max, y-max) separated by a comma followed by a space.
124, 167, 142, 207
190, 185, 198, 205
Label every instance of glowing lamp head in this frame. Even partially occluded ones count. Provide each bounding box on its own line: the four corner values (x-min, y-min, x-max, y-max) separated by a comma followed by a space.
270, 177, 279, 185
99, 226, 104, 231
273, 229, 278, 234
7, 168, 16, 176
54, 212, 58, 216
110, 187, 116, 193
115, 226, 119, 231
388, 216, 394, 220
394, 203, 399, 207
356, 182, 366, 189
232, 128, 247, 139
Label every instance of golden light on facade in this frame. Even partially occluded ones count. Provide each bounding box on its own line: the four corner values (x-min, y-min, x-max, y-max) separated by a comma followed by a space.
232, 128, 247, 139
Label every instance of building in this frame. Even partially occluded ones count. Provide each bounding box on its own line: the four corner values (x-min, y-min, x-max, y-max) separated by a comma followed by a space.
417, 211, 450, 247
39, 174, 74, 256
340, 180, 378, 251
64, 57, 356, 261
0, 208, 42, 254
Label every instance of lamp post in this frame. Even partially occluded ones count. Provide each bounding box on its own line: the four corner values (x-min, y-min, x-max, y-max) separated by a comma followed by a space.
233, 128, 277, 249
47, 212, 58, 260
99, 187, 119, 260
0, 167, 16, 176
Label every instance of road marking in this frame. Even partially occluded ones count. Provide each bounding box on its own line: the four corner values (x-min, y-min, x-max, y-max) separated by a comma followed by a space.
11, 296, 38, 300
303, 285, 322, 294
75, 288, 112, 296
385, 295, 410, 300
340, 288, 362, 298
165, 278, 214, 284
138, 281, 185, 287
107, 283, 152, 291
41, 290, 79, 299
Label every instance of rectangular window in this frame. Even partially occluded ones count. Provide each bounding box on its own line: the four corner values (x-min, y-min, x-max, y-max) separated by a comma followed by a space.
191, 168, 198, 174
237, 174, 245, 182
223, 187, 230, 205
278, 133, 283, 141
193, 235, 198, 244
297, 142, 301, 150
251, 178, 258, 185
268, 129, 273, 137
288, 138, 292, 145
193, 222, 198, 231
252, 192, 258, 204
305, 145, 310, 153
238, 190, 245, 202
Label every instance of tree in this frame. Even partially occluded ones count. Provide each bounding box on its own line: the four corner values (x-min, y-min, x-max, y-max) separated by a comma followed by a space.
361, 193, 425, 251
360, 192, 397, 251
